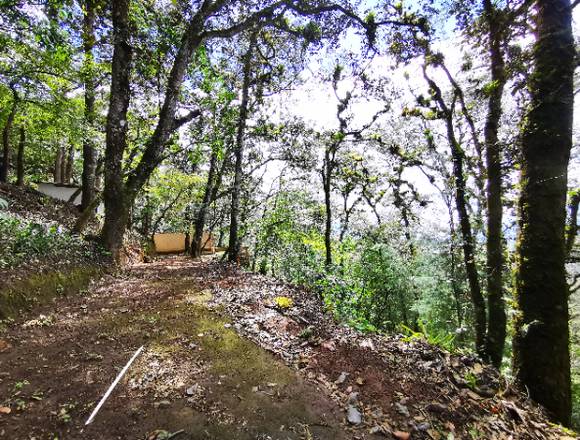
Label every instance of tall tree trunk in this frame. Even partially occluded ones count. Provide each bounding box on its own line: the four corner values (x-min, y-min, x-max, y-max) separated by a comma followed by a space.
192, 149, 218, 257
54, 146, 63, 183
565, 189, 579, 257
450, 131, 486, 358
228, 32, 257, 263
59, 145, 67, 184
323, 148, 333, 267
423, 66, 486, 356
101, 0, 133, 260
482, 0, 507, 368
81, 0, 98, 210
16, 126, 25, 186
65, 144, 74, 183
1, 92, 18, 183
100, 1, 205, 260
513, 0, 575, 426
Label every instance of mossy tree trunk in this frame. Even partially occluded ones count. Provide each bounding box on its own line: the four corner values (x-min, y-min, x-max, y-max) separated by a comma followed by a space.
1, 89, 18, 183
482, 0, 507, 369
16, 126, 25, 186
100, 0, 133, 260
81, 0, 98, 211
228, 31, 257, 263
513, 0, 575, 426
193, 149, 218, 258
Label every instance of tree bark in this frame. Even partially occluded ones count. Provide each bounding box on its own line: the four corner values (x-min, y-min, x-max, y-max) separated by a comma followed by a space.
228, 31, 257, 263
16, 126, 25, 186
323, 147, 333, 267
73, 193, 102, 234
1, 91, 18, 183
100, 1, 206, 260
100, 0, 133, 260
482, 0, 507, 369
450, 128, 486, 358
513, 0, 575, 426
81, 0, 98, 210
59, 145, 66, 184
65, 144, 74, 184
192, 149, 218, 257
54, 146, 63, 183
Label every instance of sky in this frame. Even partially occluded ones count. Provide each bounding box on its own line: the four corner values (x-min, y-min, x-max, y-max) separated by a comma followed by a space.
260, 3, 580, 235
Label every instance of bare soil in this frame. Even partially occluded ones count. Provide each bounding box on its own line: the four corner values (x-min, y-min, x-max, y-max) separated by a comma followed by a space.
0, 257, 362, 440
1, 256, 576, 440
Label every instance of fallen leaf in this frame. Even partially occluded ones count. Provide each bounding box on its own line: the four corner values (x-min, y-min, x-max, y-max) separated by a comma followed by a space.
0, 340, 11, 353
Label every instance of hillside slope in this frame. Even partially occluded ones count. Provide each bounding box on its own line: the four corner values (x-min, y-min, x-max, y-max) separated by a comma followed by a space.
0, 256, 575, 439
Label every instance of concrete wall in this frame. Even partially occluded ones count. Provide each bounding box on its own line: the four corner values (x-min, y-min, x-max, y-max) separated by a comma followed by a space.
36, 182, 104, 215
37, 183, 82, 205
153, 232, 215, 254
154, 233, 187, 253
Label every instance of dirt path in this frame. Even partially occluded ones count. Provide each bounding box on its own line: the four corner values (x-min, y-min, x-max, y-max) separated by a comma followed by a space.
0, 257, 355, 439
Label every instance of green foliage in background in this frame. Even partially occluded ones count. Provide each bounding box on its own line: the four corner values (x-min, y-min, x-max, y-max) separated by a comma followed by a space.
0, 213, 100, 269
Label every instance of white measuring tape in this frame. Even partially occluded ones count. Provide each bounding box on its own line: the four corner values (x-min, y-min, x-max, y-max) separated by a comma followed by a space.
85, 345, 144, 425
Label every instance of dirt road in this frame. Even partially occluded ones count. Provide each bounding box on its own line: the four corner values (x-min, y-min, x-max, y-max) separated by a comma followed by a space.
0, 257, 352, 439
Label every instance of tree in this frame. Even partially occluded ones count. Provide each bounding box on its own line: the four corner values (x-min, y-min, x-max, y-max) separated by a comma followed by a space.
0, 86, 18, 182
422, 61, 487, 357
228, 30, 258, 262
80, 0, 99, 211
100, 1, 324, 260
481, 0, 508, 369
512, 0, 575, 425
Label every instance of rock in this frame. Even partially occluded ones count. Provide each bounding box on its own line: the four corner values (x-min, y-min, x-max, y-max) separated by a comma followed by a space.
347, 405, 362, 425
347, 392, 359, 405
336, 372, 349, 384
414, 422, 430, 431
395, 402, 410, 417
359, 339, 375, 350
185, 384, 200, 396
425, 402, 447, 413
153, 400, 171, 408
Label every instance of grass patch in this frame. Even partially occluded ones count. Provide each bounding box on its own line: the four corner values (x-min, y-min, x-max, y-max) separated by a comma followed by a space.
0, 266, 102, 321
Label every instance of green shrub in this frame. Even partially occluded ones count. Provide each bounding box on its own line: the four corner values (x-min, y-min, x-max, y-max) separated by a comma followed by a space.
0, 213, 100, 269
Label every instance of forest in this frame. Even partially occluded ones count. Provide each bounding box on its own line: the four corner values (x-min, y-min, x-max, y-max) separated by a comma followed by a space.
0, 0, 579, 439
